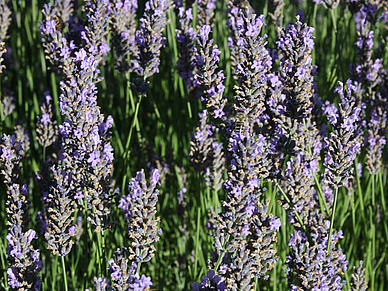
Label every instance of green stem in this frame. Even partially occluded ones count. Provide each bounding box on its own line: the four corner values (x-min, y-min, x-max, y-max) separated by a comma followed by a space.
123, 93, 144, 158
53, 255, 59, 290
194, 207, 200, 278
327, 187, 339, 253
61, 256, 69, 291
0, 237, 8, 290
137, 261, 142, 274
354, 160, 365, 221
214, 250, 226, 273
378, 171, 388, 242
330, 8, 337, 33
96, 230, 104, 277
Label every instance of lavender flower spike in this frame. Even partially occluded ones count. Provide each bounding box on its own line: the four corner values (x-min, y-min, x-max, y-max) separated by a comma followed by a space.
1, 135, 42, 289
58, 45, 115, 233
351, 261, 368, 290
108, 248, 154, 290
110, 0, 138, 72
118, 169, 162, 263
0, 0, 11, 73
175, 6, 197, 91
276, 15, 315, 122
196, 0, 217, 31
232, 10, 273, 126
84, 0, 111, 64
323, 79, 363, 188
194, 25, 227, 117
286, 221, 348, 290
40, 2, 72, 74
132, 0, 171, 92
36, 91, 58, 148
45, 166, 77, 256
192, 270, 226, 291
268, 0, 285, 28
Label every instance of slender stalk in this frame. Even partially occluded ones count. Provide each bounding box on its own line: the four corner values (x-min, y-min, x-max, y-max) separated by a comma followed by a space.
52, 255, 59, 290
61, 256, 69, 291
354, 160, 365, 221
378, 171, 388, 242
214, 250, 226, 273
96, 230, 104, 277
327, 187, 339, 253
123, 93, 144, 158
0, 237, 8, 290
194, 207, 200, 279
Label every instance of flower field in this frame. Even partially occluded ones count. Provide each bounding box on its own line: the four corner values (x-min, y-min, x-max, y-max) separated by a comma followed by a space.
0, 0, 387, 290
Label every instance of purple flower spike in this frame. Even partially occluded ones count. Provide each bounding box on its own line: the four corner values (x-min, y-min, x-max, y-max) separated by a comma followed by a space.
175, 6, 197, 91
323, 79, 363, 188
1, 134, 42, 289
36, 91, 58, 148
196, 0, 217, 31
119, 169, 161, 263
110, 0, 138, 72
131, 0, 171, 92
0, 0, 12, 73
194, 25, 227, 117
108, 247, 154, 290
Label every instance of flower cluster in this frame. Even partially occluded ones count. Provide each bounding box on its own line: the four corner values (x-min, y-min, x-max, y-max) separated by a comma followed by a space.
192, 270, 226, 291
189, 110, 225, 191
57, 46, 115, 233
352, 25, 384, 89
0, 0, 11, 73
323, 80, 363, 188
1, 134, 42, 289
194, 25, 227, 117
276, 15, 315, 122
36, 91, 58, 148
286, 222, 348, 290
365, 105, 387, 175
351, 261, 368, 290
175, 5, 197, 91
196, 0, 217, 31
1, 85, 15, 116
229, 10, 273, 127
131, 0, 171, 92
110, 0, 138, 72
44, 166, 77, 256
107, 248, 153, 290
203, 133, 280, 289
83, 0, 111, 64
39, 2, 72, 74
268, 0, 285, 28
118, 169, 161, 263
